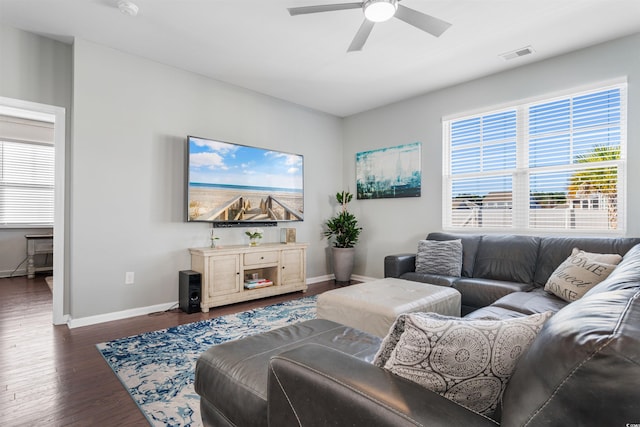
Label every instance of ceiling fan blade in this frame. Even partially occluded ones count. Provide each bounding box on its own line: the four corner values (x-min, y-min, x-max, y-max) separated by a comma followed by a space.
288, 2, 363, 16
395, 4, 451, 37
347, 19, 375, 52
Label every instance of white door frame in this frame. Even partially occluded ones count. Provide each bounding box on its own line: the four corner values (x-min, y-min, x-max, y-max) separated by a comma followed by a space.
0, 96, 66, 325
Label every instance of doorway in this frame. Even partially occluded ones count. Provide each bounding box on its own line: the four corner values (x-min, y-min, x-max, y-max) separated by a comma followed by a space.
0, 96, 66, 325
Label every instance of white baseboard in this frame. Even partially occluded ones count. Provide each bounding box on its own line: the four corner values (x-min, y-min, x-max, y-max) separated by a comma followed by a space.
64, 274, 379, 329
306, 274, 334, 284
0, 269, 26, 278
57, 314, 71, 325
67, 301, 178, 329
351, 274, 379, 282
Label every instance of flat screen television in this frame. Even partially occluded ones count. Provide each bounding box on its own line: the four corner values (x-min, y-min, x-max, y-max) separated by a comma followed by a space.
186, 135, 304, 226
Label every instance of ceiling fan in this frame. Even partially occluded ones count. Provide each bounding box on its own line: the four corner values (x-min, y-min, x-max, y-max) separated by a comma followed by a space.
288, 0, 451, 52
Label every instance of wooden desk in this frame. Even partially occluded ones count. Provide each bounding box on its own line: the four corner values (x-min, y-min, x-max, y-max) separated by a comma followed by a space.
25, 234, 53, 279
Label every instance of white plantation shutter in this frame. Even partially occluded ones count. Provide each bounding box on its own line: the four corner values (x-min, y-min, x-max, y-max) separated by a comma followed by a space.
443, 82, 626, 233
0, 115, 55, 226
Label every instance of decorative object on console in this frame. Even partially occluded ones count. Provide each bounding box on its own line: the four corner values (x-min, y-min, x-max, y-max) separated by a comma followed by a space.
356, 142, 421, 199
415, 239, 463, 276
244, 280, 273, 289
245, 227, 264, 246
280, 228, 296, 244
374, 311, 553, 416
544, 248, 622, 302
209, 229, 220, 248
244, 274, 273, 289
324, 191, 362, 283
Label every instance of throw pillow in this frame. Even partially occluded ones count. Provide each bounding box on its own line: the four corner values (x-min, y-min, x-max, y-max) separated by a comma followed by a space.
415, 239, 463, 277
374, 311, 552, 416
544, 248, 622, 302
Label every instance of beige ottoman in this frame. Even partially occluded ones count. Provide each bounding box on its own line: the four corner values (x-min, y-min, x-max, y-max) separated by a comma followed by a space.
317, 278, 461, 338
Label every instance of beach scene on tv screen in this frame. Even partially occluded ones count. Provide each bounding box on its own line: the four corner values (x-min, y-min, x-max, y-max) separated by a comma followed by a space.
188, 137, 304, 222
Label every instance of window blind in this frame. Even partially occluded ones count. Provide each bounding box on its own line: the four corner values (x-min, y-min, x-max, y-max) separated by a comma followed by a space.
443, 83, 626, 233
0, 115, 55, 227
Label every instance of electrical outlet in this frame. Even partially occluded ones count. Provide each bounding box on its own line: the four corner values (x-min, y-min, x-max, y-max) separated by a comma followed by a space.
125, 272, 135, 285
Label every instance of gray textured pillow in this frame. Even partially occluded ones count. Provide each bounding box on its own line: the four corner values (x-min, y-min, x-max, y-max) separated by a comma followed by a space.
544, 248, 622, 302
374, 311, 552, 416
415, 239, 463, 277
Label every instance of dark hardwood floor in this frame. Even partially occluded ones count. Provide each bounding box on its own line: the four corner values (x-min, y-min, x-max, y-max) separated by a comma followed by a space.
0, 275, 341, 426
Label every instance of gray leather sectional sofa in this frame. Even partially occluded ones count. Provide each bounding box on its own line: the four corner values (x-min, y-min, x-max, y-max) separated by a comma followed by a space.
195, 233, 640, 426
385, 232, 640, 315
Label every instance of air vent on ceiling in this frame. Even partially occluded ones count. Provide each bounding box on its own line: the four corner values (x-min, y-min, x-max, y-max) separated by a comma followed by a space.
500, 46, 535, 61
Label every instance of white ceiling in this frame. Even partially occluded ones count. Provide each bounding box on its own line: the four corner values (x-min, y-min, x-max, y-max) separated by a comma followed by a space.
1, 0, 639, 117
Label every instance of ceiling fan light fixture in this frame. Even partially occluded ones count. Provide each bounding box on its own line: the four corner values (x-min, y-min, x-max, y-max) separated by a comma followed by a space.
117, 0, 139, 17
363, 0, 398, 23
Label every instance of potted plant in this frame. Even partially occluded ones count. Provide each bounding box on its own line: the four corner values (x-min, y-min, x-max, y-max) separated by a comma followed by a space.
245, 227, 264, 246
324, 191, 362, 283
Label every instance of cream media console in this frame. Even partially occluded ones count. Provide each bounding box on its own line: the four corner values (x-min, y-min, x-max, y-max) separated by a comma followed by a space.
189, 242, 308, 312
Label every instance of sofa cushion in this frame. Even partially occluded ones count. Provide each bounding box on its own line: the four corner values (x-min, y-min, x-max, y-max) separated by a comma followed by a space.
584, 243, 640, 296
544, 248, 622, 302
490, 288, 568, 315
194, 319, 380, 427
453, 277, 535, 309
415, 239, 463, 277
399, 272, 457, 287
532, 236, 640, 286
472, 235, 540, 284
427, 232, 482, 278
465, 289, 567, 320
501, 287, 640, 427
374, 311, 552, 416
464, 305, 531, 320
269, 344, 499, 427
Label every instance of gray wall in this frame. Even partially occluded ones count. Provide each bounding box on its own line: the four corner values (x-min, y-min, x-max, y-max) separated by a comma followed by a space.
343, 33, 640, 279
0, 25, 71, 278
0, 25, 72, 106
3, 23, 639, 322
70, 38, 343, 318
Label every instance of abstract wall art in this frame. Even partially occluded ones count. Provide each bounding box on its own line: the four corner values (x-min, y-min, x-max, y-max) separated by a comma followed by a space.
356, 142, 422, 199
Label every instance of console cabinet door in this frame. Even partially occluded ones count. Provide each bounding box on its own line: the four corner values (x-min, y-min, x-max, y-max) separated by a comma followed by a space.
207, 254, 240, 297
281, 248, 305, 286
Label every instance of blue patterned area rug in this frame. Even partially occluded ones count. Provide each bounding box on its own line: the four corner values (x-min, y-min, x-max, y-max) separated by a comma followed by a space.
97, 295, 317, 427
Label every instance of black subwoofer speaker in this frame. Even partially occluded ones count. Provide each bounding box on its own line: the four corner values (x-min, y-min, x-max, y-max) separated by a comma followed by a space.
179, 270, 201, 314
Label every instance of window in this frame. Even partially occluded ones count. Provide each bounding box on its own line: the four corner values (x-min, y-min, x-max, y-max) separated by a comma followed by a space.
443, 83, 626, 233
0, 115, 55, 227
